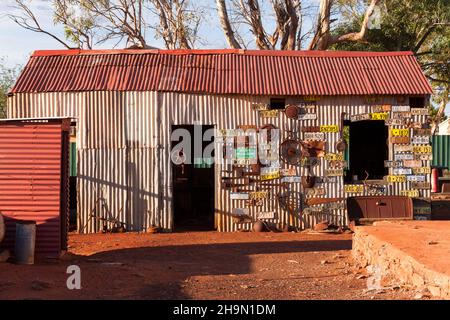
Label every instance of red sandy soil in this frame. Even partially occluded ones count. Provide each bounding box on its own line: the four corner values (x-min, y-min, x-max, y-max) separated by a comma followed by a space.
358, 221, 450, 277
0, 231, 418, 300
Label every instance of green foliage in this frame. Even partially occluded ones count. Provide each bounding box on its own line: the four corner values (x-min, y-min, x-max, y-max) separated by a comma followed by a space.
0, 58, 21, 118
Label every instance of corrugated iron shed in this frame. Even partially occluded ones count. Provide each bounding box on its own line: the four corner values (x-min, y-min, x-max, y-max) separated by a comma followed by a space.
0, 118, 70, 257
11, 49, 433, 96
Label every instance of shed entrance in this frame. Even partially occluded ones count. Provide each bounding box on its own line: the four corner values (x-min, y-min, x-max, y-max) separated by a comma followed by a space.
344, 120, 388, 182
171, 125, 215, 231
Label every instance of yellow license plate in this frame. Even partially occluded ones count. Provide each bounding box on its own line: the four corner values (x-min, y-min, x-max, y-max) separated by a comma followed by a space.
390, 129, 410, 137
320, 125, 339, 133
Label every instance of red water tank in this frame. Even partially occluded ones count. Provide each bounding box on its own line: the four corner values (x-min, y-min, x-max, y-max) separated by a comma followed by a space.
432, 168, 439, 193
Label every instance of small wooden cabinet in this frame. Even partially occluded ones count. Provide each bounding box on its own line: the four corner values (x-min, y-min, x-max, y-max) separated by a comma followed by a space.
347, 196, 413, 221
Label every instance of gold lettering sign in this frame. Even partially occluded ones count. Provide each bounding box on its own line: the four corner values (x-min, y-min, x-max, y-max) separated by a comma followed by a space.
249, 191, 269, 200
252, 103, 269, 111
401, 190, 419, 198
261, 172, 280, 181
320, 125, 339, 133
371, 112, 389, 120
413, 146, 432, 154
391, 129, 410, 137
326, 169, 344, 177
411, 108, 429, 116
325, 153, 344, 161
385, 175, 407, 183
412, 167, 431, 174
344, 185, 364, 193
259, 110, 279, 118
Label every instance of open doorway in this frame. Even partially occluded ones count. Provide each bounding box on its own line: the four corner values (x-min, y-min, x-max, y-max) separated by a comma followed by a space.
344, 120, 388, 182
171, 125, 215, 231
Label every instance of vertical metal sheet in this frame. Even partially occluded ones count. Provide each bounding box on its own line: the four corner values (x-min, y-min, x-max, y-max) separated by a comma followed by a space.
432, 135, 450, 169
0, 119, 69, 257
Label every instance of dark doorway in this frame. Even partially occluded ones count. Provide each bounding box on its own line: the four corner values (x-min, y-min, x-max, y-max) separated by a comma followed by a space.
344, 120, 388, 182
172, 125, 215, 231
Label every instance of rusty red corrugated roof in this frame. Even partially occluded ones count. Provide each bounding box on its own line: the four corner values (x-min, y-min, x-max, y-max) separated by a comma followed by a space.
11, 49, 433, 96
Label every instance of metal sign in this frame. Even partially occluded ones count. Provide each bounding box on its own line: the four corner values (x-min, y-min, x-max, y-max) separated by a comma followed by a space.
414, 206, 431, 214
325, 153, 344, 161
413, 128, 431, 136
412, 167, 431, 175
249, 191, 269, 200
384, 160, 403, 168
230, 192, 250, 200
301, 95, 321, 102
232, 208, 249, 216
403, 160, 422, 168
413, 145, 432, 154
316, 176, 338, 183
391, 136, 410, 144
320, 125, 339, 133
395, 145, 414, 153
371, 112, 389, 120
304, 188, 326, 196
252, 103, 269, 111
350, 113, 371, 122
411, 182, 431, 189
411, 108, 429, 116
298, 113, 317, 120
414, 154, 433, 161
280, 168, 297, 177
328, 160, 347, 169
235, 147, 257, 159
385, 175, 407, 183
325, 169, 344, 177
391, 112, 412, 119
301, 126, 321, 132
394, 153, 414, 161
391, 128, 410, 137
407, 175, 426, 182
372, 105, 392, 113
259, 110, 279, 118
385, 118, 405, 126
401, 190, 419, 198
393, 168, 413, 175
406, 121, 423, 129
324, 202, 347, 210
304, 132, 325, 141
344, 185, 364, 193
392, 105, 411, 112
412, 136, 430, 145
281, 176, 302, 183
257, 211, 275, 219
366, 184, 387, 195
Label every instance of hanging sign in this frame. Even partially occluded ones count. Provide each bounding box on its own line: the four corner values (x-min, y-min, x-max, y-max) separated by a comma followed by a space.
372, 105, 392, 113
249, 191, 269, 200
401, 190, 419, 198
232, 208, 249, 216
411, 182, 431, 189
407, 175, 426, 182
393, 168, 413, 175
403, 160, 422, 168
412, 167, 431, 175
411, 108, 429, 116
385, 119, 405, 126
414, 154, 433, 161
413, 128, 432, 136
259, 110, 279, 118
257, 211, 275, 219
371, 112, 389, 120
391, 112, 412, 119
281, 176, 302, 183
412, 136, 430, 144
395, 145, 414, 153
384, 160, 403, 168
413, 145, 432, 154
344, 185, 365, 193
385, 175, 407, 183
298, 113, 317, 120
325, 153, 344, 161
391, 128, 410, 137
394, 153, 414, 161
252, 103, 269, 111
320, 125, 339, 133
391, 136, 410, 144
260, 167, 281, 181
302, 126, 321, 132
230, 193, 250, 200
301, 95, 321, 102
304, 188, 326, 197
304, 132, 325, 141
280, 168, 297, 177
351, 114, 371, 122
392, 105, 411, 112
325, 169, 344, 177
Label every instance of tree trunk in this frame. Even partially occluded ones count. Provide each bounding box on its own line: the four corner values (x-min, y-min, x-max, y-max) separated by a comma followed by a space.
216, 0, 242, 49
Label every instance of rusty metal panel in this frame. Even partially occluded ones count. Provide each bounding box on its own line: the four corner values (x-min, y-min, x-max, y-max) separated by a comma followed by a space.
0, 118, 70, 257
11, 50, 432, 96
347, 196, 413, 220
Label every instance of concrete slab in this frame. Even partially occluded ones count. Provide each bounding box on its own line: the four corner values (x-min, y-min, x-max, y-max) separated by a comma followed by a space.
353, 221, 450, 299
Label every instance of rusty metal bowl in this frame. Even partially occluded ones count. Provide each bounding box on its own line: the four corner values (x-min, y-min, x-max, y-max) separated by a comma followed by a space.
284, 105, 299, 119
301, 175, 316, 189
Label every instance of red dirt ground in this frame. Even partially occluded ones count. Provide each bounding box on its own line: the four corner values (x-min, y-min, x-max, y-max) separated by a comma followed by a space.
0, 231, 418, 300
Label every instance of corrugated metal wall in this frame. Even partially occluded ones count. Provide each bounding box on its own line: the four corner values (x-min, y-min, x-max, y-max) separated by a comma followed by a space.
0, 119, 69, 257
8, 92, 430, 232
432, 135, 450, 169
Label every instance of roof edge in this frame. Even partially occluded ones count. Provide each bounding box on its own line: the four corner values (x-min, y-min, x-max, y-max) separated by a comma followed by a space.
32, 49, 415, 58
